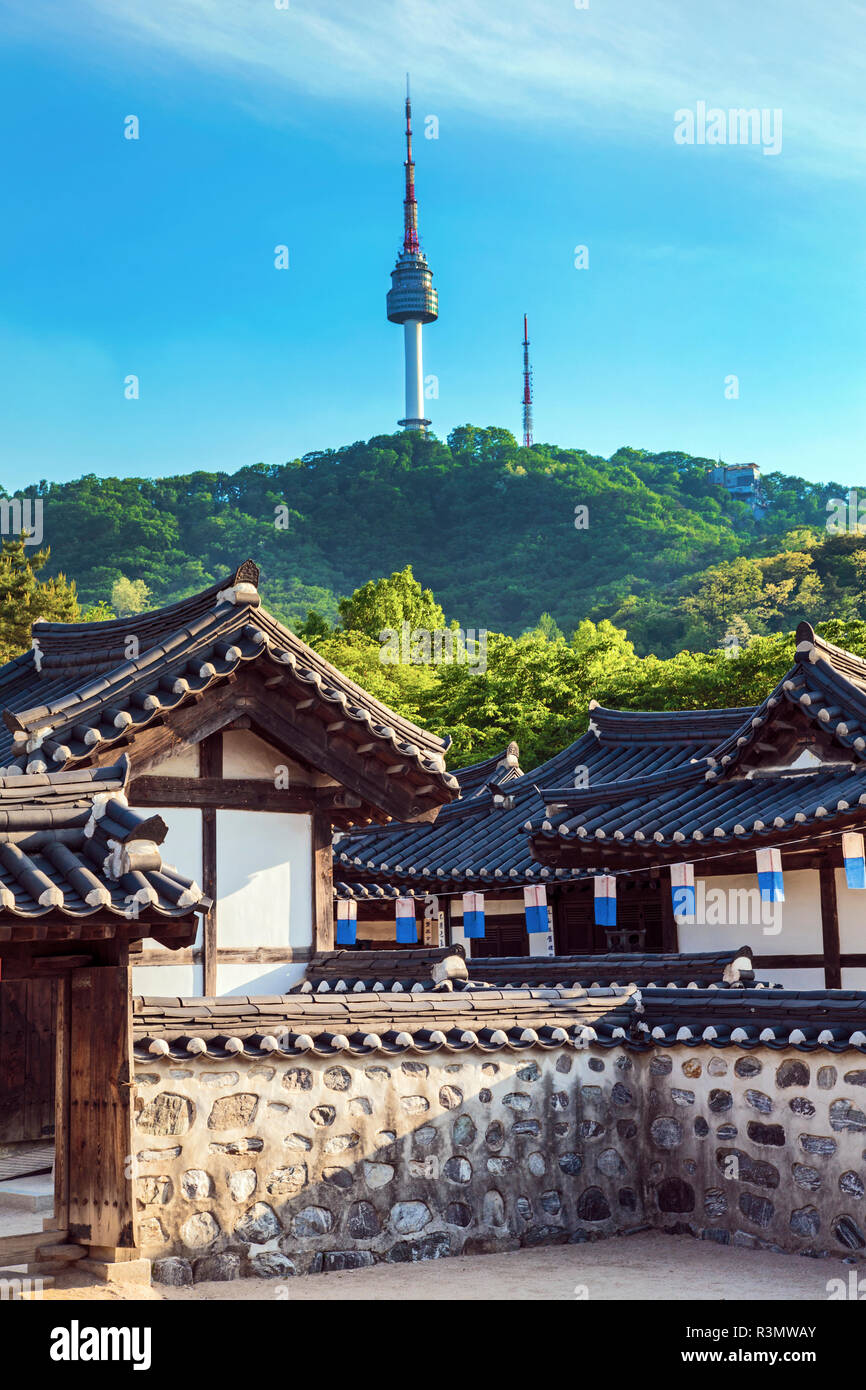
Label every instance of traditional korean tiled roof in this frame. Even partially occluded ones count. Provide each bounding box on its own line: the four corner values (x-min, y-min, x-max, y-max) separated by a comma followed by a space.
295, 944, 756, 992
530, 625, 866, 861
0, 756, 208, 924
594, 986, 866, 1053
0, 560, 457, 819
132, 984, 635, 1059
335, 711, 745, 892
132, 982, 866, 1057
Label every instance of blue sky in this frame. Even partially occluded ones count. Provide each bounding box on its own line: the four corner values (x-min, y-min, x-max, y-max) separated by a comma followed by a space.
0, 0, 864, 490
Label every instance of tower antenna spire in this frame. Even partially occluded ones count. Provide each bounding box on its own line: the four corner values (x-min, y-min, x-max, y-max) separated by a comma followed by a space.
522, 314, 533, 448
402, 74, 419, 254
386, 74, 438, 433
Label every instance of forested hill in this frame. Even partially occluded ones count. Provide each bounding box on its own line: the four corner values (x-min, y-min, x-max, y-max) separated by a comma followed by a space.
8, 425, 861, 657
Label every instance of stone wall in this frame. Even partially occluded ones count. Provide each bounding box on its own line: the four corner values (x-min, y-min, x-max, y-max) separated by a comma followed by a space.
132, 1042, 866, 1283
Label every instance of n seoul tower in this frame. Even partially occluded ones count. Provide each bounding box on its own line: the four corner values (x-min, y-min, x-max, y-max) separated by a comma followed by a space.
386, 77, 438, 432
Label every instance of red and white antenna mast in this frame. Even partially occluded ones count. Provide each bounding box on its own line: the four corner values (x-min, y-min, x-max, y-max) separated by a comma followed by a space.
522, 314, 533, 448
402, 74, 420, 254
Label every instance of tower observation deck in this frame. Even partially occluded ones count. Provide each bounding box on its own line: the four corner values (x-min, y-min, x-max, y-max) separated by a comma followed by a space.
386, 78, 438, 431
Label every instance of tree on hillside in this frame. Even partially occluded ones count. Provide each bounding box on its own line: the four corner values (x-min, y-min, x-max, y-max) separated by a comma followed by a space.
0, 539, 110, 663
111, 575, 150, 616
338, 566, 445, 640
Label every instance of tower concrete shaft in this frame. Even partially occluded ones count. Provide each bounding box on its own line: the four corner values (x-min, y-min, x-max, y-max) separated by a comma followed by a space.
386, 76, 438, 432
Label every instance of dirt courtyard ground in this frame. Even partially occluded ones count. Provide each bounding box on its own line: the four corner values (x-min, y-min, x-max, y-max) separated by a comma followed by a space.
34, 1232, 857, 1302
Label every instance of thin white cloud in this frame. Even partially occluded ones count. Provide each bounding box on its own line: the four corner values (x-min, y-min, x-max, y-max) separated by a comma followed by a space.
11, 0, 866, 175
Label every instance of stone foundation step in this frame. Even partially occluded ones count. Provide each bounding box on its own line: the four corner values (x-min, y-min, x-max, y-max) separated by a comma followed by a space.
35, 1242, 86, 1264
0, 1173, 54, 1213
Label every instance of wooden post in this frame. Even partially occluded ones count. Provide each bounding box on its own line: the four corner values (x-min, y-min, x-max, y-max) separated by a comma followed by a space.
52, 976, 70, 1231
312, 810, 334, 954
200, 734, 222, 997
67, 957, 137, 1251
819, 856, 842, 989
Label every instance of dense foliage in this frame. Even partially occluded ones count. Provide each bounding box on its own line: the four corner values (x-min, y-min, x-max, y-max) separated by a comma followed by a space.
6, 427, 860, 656
3, 428, 865, 768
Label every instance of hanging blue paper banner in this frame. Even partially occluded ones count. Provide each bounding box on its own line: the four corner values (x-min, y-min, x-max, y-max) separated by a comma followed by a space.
462, 890, 486, 938
756, 847, 784, 903
671, 862, 696, 922
336, 898, 357, 945
843, 833, 866, 890
523, 884, 548, 933
594, 874, 617, 926
396, 895, 418, 943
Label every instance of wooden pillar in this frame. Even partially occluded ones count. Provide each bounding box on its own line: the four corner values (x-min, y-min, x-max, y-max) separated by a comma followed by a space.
67, 950, 137, 1251
312, 810, 334, 954
200, 733, 222, 997
819, 855, 842, 989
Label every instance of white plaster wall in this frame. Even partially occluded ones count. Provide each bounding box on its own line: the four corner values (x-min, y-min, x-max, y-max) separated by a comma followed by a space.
132, 963, 203, 996
214, 810, 312, 995
835, 867, 866, 955
842, 968, 866, 989
216, 961, 308, 996
763, 967, 826, 989
147, 745, 199, 777
676, 870, 822, 958
131, 806, 204, 997
222, 729, 312, 785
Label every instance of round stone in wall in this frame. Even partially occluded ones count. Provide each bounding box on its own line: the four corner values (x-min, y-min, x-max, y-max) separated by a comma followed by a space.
401, 1095, 430, 1114
708, 1090, 732, 1114
323, 1166, 353, 1190
789, 1206, 820, 1238
310, 1105, 336, 1127
745, 1090, 773, 1114
558, 1152, 583, 1176
181, 1211, 221, 1249
363, 1161, 394, 1188
734, 1056, 761, 1079
775, 1060, 809, 1089
840, 1170, 864, 1198
650, 1116, 683, 1150
265, 1165, 308, 1197
324, 1067, 351, 1092
138, 1092, 193, 1136
707, 1057, 728, 1077
282, 1068, 313, 1091
517, 1062, 541, 1082
597, 1148, 625, 1177
485, 1121, 505, 1150
346, 1201, 380, 1238
738, 1192, 774, 1228
229, 1170, 257, 1203
236, 1203, 282, 1244
443, 1156, 472, 1184
180, 1170, 212, 1201
792, 1163, 822, 1191
832, 1214, 866, 1249
445, 1202, 472, 1228
576, 1187, 611, 1221
527, 1151, 546, 1176
789, 1097, 815, 1117
439, 1086, 463, 1110
390, 1201, 432, 1234
207, 1094, 259, 1130
682, 1059, 702, 1079
291, 1205, 334, 1237
556, 1055, 573, 1074
817, 1066, 837, 1090
453, 1114, 477, 1147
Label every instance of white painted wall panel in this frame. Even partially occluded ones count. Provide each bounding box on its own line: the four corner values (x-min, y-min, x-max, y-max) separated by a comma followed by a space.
842, 969, 866, 989
676, 870, 822, 957
835, 867, 866, 955
147, 744, 199, 777
133, 963, 202, 996
216, 962, 307, 997
763, 968, 826, 990
131, 806, 203, 953
215, 810, 312, 951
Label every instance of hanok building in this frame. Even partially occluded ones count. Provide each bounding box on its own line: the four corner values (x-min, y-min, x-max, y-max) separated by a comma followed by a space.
338, 624, 866, 990
0, 560, 457, 1000
0, 758, 208, 1275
